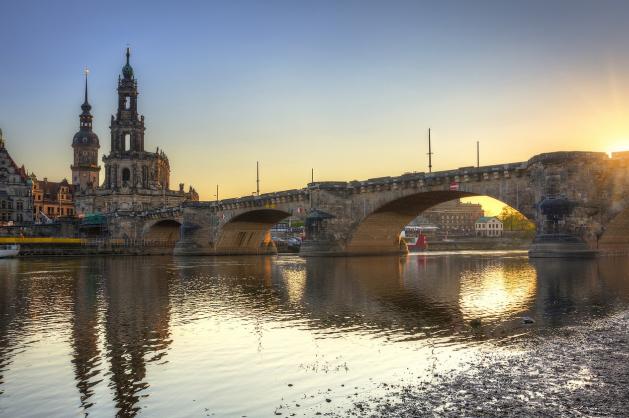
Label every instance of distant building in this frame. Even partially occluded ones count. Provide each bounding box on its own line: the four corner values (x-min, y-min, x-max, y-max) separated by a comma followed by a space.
31, 175, 76, 221
74, 48, 198, 214
475, 216, 503, 237
415, 199, 484, 236
0, 129, 33, 224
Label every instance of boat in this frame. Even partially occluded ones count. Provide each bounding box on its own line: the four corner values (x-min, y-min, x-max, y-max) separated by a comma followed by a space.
0, 244, 20, 258
400, 230, 428, 252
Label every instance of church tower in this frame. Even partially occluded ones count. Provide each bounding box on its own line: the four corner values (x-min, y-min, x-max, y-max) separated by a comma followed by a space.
71, 68, 100, 190
74, 47, 198, 214
110, 47, 145, 154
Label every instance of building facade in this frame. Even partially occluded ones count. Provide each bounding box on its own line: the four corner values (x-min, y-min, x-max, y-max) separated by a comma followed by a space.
75, 49, 198, 214
31, 175, 76, 221
0, 129, 33, 224
475, 216, 504, 237
419, 199, 485, 236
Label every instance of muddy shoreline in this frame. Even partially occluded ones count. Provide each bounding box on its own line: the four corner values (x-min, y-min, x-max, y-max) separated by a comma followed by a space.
341, 311, 629, 417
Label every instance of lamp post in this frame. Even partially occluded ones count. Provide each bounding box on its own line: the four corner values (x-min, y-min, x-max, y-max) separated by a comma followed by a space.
256, 161, 260, 196
427, 128, 433, 173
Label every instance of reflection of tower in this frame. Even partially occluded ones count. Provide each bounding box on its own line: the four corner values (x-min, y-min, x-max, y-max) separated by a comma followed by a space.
71, 69, 101, 190
103, 258, 171, 416
70, 259, 103, 412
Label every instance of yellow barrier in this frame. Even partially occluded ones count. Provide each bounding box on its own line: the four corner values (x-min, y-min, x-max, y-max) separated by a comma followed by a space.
0, 237, 84, 244
0, 237, 170, 246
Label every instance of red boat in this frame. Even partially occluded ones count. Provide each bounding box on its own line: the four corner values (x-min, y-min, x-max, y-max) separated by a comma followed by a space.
400, 230, 428, 251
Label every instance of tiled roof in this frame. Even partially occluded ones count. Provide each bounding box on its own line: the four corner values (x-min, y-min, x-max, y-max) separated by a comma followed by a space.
33, 177, 75, 199
476, 216, 500, 223
0, 146, 29, 182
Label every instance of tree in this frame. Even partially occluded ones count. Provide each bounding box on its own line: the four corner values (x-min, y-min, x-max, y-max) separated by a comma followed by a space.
498, 206, 535, 236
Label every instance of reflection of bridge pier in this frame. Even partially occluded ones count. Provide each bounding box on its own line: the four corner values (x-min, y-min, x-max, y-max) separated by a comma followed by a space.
530, 257, 629, 326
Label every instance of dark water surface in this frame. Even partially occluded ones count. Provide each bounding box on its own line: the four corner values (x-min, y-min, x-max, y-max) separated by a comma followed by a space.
1, 252, 628, 417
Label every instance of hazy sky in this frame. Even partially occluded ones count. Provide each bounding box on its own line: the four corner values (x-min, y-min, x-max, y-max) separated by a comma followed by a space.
1, 0, 629, 202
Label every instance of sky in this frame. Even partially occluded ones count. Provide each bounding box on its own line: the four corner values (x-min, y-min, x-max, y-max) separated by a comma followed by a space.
1, 0, 629, 207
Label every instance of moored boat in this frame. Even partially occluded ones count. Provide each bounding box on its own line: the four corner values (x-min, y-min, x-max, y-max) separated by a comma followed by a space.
400, 230, 428, 252
0, 244, 20, 258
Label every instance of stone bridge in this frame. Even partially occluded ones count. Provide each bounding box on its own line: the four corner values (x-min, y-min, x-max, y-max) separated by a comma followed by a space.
109, 206, 184, 245
110, 151, 629, 256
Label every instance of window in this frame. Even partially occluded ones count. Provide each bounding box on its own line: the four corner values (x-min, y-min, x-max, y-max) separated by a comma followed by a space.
16, 200, 22, 210
122, 168, 131, 183
125, 96, 131, 110
124, 133, 131, 150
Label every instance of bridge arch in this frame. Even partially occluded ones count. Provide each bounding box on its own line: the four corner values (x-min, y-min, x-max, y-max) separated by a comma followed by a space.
215, 209, 292, 254
345, 190, 533, 255
143, 219, 182, 244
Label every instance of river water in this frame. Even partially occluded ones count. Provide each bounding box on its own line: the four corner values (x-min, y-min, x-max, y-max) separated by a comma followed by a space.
1, 252, 628, 417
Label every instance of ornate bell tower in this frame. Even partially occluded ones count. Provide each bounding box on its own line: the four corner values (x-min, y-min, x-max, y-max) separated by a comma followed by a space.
71, 68, 100, 190
110, 48, 145, 154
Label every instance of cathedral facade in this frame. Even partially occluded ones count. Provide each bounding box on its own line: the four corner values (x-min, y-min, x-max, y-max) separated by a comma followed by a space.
74, 49, 198, 214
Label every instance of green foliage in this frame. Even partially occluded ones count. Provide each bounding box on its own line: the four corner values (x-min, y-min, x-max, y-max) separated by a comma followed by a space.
498, 206, 536, 235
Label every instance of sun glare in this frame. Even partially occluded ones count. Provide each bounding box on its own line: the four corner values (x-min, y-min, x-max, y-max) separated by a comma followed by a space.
460, 196, 507, 217
606, 140, 629, 157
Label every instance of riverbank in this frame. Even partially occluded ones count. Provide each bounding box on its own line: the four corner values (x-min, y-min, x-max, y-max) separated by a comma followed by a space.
342, 310, 629, 417
421, 237, 531, 251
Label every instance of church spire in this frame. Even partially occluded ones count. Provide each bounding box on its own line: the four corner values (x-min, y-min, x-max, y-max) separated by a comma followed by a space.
81, 67, 92, 114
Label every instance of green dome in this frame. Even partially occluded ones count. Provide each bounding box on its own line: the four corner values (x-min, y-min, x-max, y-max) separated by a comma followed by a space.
122, 47, 134, 79
122, 63, 133, 79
